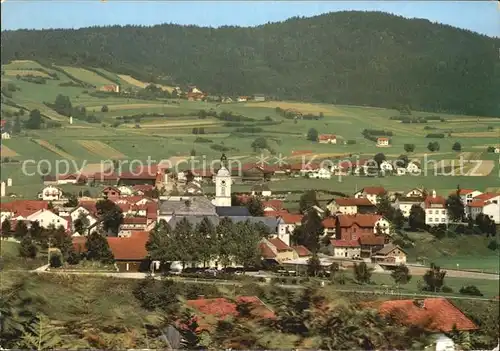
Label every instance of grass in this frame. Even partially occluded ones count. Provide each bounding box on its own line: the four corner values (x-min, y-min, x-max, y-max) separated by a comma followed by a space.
78, 140, 127, 159
0, 240, 47, 270
57, 66, 116, 87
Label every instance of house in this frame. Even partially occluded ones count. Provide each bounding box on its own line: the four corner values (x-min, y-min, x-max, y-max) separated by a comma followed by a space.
251, 183, 271, 197
379, 160, 394, 172
185, 296, 275, 332
73, 231, 150, 272
354, 186, 386, 205
70, 206, 98, 235
185, 182, 203, 195
318, 134, 337, 144
291, 245, 312, 258
259, 237, 298, 263
99, 84, 120, 93
494, 147, 500, 154
1, 132, 11, 139
376, 137, 390, 147
393, 196, 425, 218
132, 184, 155, 195
119, 216, 148, 235
377, 298, 477, 334
117, 186, 134, 196
262, 199, 284, 213
27, 209, 69, 230
327, 197, 376, 215
117, 171, 159, 186
43, 174, 86, 186
467, 193, 500, 223
237, 96, 249, 102
0, 200, 49, 224
335, 214, 390, 241
406, 187, 426, 198
322, 217, 337, 237
222, 97, 234, 103
102, 186, 121, 198
359, 235, 385, 257
406, 161, 421, 174
451, 188, 483, 206
253, 94, 266, 102
372, 244, 407, 264
276, 213, 303, 246
329, 239, 361, 259
424, 191, 449, 226
38, 185, 64, 201
309, 167, 332, 179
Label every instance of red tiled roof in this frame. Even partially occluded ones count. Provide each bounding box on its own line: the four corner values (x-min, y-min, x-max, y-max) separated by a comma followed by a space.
425, 195, 446, 208
292, 245, 312, 257
186, 296, 275, 331
132, 184, 155, 193
259, 242, 276, 259
264, 210, 290, 218
330, 239, 360, 248
268, 237, 292, 251
78, 201, 98, 214
0, 200, 48, 216
122, 217, 147, 224
118, 172, 157, 180
377, 298, 478, 333
377, 137, 389, 141
262, 200, 284, 212
322, 217, 337, 228
473, 193, 499, 201
103, 186, 121, 194
359, 235, 385, 246
337, 214, 382, 228
72, 231, 149, 260
360, 187, 386, 195
334, 197, 374, 207
280, 213, 303, 224
319, 134, 336, 141
468, 200, 485, 208
451, 188, 475, 196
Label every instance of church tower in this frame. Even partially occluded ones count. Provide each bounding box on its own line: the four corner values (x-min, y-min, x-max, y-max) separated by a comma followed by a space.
214, 154, 232, 207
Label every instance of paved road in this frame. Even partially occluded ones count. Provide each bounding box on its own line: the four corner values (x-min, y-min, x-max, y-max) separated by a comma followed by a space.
32, 269, 497, 302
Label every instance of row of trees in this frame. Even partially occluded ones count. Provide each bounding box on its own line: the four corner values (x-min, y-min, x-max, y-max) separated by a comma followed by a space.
146, 217, 267, 270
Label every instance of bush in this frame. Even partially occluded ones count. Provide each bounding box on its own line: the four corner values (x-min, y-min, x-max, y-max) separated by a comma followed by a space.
346, 139, 356, 145
487, 240, 499, 251
441, 285, 453, 293
49, 253, 63, 268
459, 285, 483, 296
426, 133, 445, 138
101, 105, 109, 112
486, 146, 496, 153
66, 251, 81, 265
194, 137, 213, 143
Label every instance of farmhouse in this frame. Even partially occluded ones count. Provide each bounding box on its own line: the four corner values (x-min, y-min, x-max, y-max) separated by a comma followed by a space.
0, 200, 49, 224
251, 183, 271, 197
329, 239, 361, 259
38, 185, 64, 202
91, 172, 119, 185
237, 96, 249, 102
117, 171, 159, 186
354, 186, 386, 205
1, 132, 11, 139
276, 213, 303, 246
318, 134, 337, 144
326, 197, 376, 215
27, 209, 69, 230
259, 237, 298, 263
406, 187, 426, 198
451, 188, 483, 206
393, 196, 425, 218
102, 186, 121, 198
372, 244, 407, 264
334, 214, 390, 241
467, 193, 500, 223
253, 94, 266, 102
376, 137, 390, 147
99, 84, 120, 93
424, 191, 449, 226
359, 235, 386, 257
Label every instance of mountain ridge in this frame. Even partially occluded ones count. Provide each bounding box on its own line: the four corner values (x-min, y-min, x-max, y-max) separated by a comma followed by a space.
2, 11, 499, 116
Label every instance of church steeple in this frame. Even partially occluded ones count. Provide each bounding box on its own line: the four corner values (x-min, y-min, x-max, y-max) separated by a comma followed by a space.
214, 153, 231, 207
220, 153, 228, 169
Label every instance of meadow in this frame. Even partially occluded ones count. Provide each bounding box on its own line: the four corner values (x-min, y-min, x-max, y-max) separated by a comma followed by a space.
1, 60, 499, 200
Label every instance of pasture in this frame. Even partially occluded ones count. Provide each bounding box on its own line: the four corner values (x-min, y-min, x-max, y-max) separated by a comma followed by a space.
77, 140, 127, 159
57, 66, 116, 87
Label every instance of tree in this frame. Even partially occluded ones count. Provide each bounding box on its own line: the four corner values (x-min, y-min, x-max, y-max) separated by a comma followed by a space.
14, 221, 28, 240
29, 221, 43, 244
251, 137, 268, 151
26, 109, 43, 130
85, 231, 114, 264
452, 141, 462, 152
329, 262, 340, 281
49, 253, 63, 268
13, 116, 22, 134
19, 235, 37, 258
376, 191, 394, 218
16, 313, 64, 350
353, 262, 373, 283
194, 217, 216, 267
408, 204, 426, 230
307, 253, 321, 277
190, 148, 196, 156
422, 263, 446, 292
427, 141, 440, 152
307, 128, 318, 142
63, 194, 78, 207
146, 220, 173, 263
101, 105, 109, 112
233, 220, 262, 270
373, 152, 386, 168
446, 188, 464, 222
95, 199, 124, 235
50, 225, 73, 259
73, 213, 90, 235
293, 210, 324, 252
396, 154, 409, 168
216, 217, 237, 268
66, 250, 81, 265
1, 218, 12, 237
299, 190, 319, 214
245, 196, 264, 216
392, 209, 405, 230
404, 143, 415, 152
391, 264, 412, 286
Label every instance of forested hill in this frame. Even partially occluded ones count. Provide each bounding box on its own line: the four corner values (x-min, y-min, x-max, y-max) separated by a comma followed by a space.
2, 11, 499, 116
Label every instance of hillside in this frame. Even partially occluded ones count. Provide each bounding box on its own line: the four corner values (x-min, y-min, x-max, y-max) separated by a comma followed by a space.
2, 11, 499, 116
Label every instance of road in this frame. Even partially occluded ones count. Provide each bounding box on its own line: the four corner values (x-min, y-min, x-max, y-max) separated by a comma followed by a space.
31, 269, 498, 302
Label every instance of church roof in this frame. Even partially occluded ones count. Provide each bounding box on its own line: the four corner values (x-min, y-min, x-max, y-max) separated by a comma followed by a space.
216, 166, 231, 177
166, 214, 280, 233
158, 196, 217, 216
216, 206, 250, 217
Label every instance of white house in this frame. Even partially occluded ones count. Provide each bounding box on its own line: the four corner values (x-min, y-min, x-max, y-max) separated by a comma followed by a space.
309, 168, 332, 179
318, 134, 337, 144
376, 137, 390, 147
483, 199, 500, 224
374, 217, 391, 235
380, 160, 394, 172
329, 239, 361, 259
118, 186, 134, 196
468, 193, 500, 223
38, 185, 64, 201
1, 132, 11, 140
27, 209, 69, 230
406, 187, 426, 198
354, 187, 386, 205
394, 196, 425, 218
251, 184, 272, 197
277, 214, 303, 246
70, 206, 98, 234
237, 96, 248, 102
454, 189, 483, 206
424, 191, 449, 226
327, 197, 375, 215
406, 161, 421, 174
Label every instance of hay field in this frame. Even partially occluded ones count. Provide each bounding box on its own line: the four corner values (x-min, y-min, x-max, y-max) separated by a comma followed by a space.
34, 139, 75, 159
58, 66, 115, 86
4, 69, 50, 78
77, 140, 126, 159
244, 101, 343, 115
117, 74, 174, 93
1, 145, 19, 157
86, 103, 166, 111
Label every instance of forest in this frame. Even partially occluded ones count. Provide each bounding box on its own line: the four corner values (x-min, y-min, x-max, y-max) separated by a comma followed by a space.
1, 11, 499, 116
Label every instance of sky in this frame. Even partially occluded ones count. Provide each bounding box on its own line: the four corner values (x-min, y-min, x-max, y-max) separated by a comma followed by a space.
1, 1, 499, 38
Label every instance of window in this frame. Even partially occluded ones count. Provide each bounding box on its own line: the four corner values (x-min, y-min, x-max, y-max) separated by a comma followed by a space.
428, 218, 433, 222
441, 210, 446, 214
441, 218, 446, 222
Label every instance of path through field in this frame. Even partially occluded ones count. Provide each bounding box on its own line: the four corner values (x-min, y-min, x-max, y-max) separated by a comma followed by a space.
33, 139, 74, 159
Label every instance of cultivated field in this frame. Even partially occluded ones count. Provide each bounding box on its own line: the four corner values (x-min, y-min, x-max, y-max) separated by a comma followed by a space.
33, 139, 75, 160
117, 74, 174, 93
0, 145, 19, 157
78, 140, 127, 159
57, 66, 115, 86
4, 69, 50, 78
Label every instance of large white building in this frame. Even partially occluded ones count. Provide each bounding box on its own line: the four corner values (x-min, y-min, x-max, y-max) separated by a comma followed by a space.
466, 193, 500, 223
27, 209, 69, 230
424, 191, 449, 226
213, 163, 232, 207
